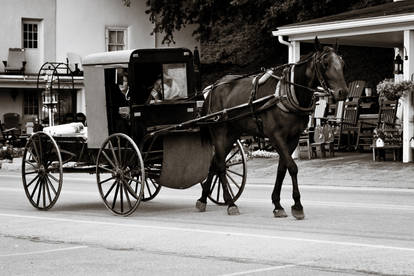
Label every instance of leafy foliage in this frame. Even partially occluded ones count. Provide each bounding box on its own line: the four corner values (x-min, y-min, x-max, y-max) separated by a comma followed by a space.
377, 79, 414, 100
145, 0, 391, 44
145, 0, 393, 87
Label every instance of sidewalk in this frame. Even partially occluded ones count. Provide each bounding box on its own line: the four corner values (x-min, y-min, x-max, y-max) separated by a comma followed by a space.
2, 152, 414, 189
247, 152, 414, 189
0, 158, 21, 172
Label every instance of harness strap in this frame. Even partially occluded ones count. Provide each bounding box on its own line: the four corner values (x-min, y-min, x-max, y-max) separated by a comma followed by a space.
249, 74, 265, 136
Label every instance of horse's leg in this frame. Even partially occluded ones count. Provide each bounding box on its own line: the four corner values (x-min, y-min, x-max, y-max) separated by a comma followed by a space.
214, 138, 240, 215
287, 137, 305, 220
208, 130, 240, 215
270, 134, 304, 220
196, 130, 238, 215
272, 161, 288, 217
196, 160, 216, 212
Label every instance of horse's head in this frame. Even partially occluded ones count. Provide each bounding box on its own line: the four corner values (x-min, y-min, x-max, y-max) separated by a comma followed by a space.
313, 37, 348, 101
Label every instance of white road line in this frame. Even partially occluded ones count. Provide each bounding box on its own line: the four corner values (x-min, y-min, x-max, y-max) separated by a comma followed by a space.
0, 245, 88, 257
219, 261, 314, 276
1, 213, 414, 253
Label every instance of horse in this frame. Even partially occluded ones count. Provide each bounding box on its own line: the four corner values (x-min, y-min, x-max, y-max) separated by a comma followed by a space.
196, 37, 348, 219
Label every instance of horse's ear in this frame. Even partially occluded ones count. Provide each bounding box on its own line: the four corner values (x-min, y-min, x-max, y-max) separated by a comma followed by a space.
314, 36, 322, 52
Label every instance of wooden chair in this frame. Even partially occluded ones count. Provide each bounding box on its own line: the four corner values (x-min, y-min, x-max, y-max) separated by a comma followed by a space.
378, 99, 399, 130
2, 48, 26, 74
0, 120, 5, 145
2, 113, 23, 147
357, 99, 399, 150
3, 113, 21, 135
298, 99, 333, 159
331, 101, 360, 150
347, 80, 366, 102
0, 119, 17, 146
298, 130, 313, 159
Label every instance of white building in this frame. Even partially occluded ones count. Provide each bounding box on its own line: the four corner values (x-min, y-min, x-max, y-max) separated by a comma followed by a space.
0, 0, 198, 130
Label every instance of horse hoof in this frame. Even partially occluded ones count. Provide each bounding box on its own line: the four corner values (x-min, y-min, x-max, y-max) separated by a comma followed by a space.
273, 209, 288, 218
227, 206, 240, 216
196, 200, 206, 212
291, 207, 305, 220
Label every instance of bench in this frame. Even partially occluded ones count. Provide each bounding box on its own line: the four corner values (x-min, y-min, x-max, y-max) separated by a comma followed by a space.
371, 144, 402, 161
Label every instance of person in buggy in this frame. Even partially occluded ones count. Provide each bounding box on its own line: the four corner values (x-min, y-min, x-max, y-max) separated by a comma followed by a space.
147, 73, 183, 103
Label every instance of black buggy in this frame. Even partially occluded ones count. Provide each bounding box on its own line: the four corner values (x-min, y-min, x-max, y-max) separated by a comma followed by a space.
21, 48, 247, 216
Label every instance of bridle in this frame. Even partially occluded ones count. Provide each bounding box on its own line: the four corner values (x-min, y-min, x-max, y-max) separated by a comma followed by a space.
270, 47, 337, 99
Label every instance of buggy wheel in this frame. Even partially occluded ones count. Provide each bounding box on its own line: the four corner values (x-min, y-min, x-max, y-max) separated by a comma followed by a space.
207, 140, 247, 205
142, 177, 161, 201
21, 131, 63, 210
96, 133, 145, 216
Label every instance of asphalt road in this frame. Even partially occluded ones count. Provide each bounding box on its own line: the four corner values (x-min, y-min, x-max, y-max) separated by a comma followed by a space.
1, 167, 414, 275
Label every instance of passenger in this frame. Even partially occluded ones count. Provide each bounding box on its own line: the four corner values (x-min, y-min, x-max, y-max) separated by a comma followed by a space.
112, 69, 129, 133
148, 77, 163, 103
118, 69, 130, 101
147, 73, 182, 103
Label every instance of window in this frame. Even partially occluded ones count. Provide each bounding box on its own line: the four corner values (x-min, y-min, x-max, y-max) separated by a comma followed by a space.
106, 27, 127, 51
24, 92, 39, 115
162, 63, 188, 100
22, 21, 38, 49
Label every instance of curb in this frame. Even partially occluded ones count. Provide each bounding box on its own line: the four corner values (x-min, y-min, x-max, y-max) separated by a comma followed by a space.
0, 158, 22, 172
0, 159, 22, 172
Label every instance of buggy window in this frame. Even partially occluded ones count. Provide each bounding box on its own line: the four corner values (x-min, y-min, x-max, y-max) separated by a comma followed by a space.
162, 63, 187, 100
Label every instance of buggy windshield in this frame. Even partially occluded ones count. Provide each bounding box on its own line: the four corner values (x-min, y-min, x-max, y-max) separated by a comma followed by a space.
161, 63, 188, 100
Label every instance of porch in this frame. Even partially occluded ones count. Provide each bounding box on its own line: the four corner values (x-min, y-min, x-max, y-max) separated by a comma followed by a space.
273, 0, 414, 163
0, 74, 84, 137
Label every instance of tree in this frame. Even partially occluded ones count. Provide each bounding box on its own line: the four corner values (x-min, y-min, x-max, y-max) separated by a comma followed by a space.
145, 0, 392, 85
146, 0, 391, 45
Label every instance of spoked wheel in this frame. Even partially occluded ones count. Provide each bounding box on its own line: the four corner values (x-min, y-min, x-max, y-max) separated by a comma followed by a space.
207, 140, 247, 205
96, 133, 145, 216
142, 177, 161, 202
21, 131, 63, 210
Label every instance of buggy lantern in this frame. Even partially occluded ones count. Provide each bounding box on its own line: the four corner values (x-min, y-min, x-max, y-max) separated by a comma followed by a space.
394, 53, 403, 75
41, 73, 58, 126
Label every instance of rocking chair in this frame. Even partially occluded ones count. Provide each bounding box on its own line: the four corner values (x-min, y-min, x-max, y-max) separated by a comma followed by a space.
2, 48, 26, 74
347, 80, 366, 102
356, 99, 399, 149
331, 101, 360, 150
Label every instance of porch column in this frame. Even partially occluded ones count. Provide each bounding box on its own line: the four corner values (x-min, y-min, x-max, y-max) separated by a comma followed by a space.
76, 88, 86, 114
290, 41, 301, 159
403, 30, 414, 163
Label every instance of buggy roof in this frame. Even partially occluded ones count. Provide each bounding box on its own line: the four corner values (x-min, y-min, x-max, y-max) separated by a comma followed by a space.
83, 50, 133, 67
83, 48, 193, 67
